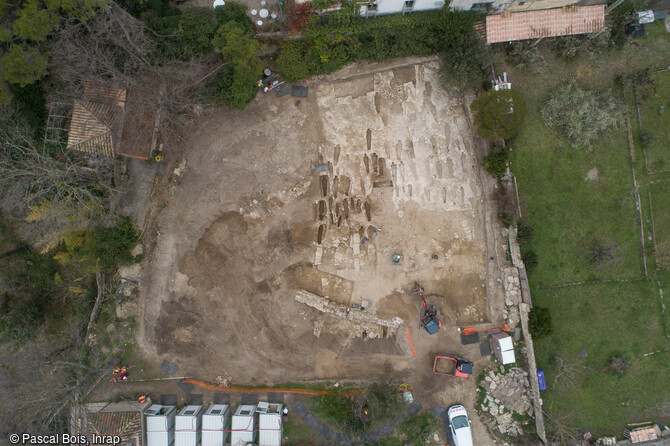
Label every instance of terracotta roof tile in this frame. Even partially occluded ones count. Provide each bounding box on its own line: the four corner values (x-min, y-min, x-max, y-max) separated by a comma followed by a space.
486, 4, 605, 43
67, 80, 127, 157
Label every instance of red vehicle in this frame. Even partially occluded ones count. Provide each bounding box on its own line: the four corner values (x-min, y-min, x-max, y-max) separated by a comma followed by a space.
433, 355, 473, 378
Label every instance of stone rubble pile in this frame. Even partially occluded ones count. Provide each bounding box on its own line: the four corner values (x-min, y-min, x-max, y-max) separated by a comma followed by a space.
479, 368, 533, 436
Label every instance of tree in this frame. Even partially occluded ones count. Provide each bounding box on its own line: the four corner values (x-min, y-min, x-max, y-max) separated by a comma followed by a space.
0, 106, 117, 251
440, 30, 488, 93
471, 89, 527, 142
211, 21, 261, 109
48, 3, 211, 153
53, 217, 138, 273
0, 0, 106, 103
2, 45, 49, 86
177, 7, 220, 56
540, 82, 624, 150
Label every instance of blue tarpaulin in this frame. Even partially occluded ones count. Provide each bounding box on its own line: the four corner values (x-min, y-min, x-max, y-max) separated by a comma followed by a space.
537, 369, 547, 391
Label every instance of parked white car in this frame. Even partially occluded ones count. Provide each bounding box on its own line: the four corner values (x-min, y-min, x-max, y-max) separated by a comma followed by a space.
447, 404, 473, 446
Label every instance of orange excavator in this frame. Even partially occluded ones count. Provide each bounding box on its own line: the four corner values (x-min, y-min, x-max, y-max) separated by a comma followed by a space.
458, 324, 511, 336
413, 282, 441, 335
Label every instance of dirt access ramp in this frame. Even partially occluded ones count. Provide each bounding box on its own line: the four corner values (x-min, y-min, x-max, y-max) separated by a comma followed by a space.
137, 57, 491, 389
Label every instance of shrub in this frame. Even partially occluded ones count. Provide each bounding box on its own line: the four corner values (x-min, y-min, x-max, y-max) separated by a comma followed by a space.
639, 129, 657, 148
355, 12, 444, 61
54, 216, 138, 273
471, 89, 527, 142
276, 41, 312, 82
609, 355, 630, 373
497, 210, 512, 227
366, 381, 404, 424
521, 247, 538, 271
398, 412, 440, 444
506, 42, 547, 73
517, 220, 534, 245
86, 217, 138, 272
528, 306, 552, 339
483, 148, 509, 178
313, 394, 362, 432
311, 31, 360, 72
541, 83, 624, 150
553, 36, 581, 60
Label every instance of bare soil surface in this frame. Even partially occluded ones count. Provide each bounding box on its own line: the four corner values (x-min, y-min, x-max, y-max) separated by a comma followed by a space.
136, 57, 505, 443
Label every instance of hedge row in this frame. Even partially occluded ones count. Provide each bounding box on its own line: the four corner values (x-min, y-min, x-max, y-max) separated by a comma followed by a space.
277, 9, 485, 84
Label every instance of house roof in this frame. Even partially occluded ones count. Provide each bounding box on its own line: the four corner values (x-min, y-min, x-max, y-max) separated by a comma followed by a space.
485, 4, 605, 43
67, 80, 127, 157
118, 93, 157, 160
71, 401, 149, 446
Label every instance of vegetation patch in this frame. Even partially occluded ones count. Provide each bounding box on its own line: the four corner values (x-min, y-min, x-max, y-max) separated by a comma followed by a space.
507, 22, 670, 434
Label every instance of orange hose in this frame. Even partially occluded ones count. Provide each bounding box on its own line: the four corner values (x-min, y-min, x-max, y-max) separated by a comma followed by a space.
405, 322, 417, 357
183, 379, 366, 396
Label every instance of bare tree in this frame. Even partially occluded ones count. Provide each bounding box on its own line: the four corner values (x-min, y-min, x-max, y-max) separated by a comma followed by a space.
550, 355, 590, 390
0, 106, 117, 250
544, 403, 578, 445
47, 2, 212, 153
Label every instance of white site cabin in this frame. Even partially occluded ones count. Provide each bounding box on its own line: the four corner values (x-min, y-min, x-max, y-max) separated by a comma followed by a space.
145, 404, 176, 446
201, 404, 230, 446
257, 402, 283, 446
175, 405, 202, 446
230, 405, 257, 446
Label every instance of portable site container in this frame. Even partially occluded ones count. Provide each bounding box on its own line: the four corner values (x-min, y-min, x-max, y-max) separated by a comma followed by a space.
491, 332, 516, 365
202, 404, 230, 446
175, 405, 202, 446
230, 405, 257, 446
145, 404, 176, 446
257, 402, 283, 446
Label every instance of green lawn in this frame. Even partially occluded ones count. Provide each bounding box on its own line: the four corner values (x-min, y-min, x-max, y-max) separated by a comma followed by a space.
500, 28, 670, 436
636, 71, 670, 174
533, 281, 669, 432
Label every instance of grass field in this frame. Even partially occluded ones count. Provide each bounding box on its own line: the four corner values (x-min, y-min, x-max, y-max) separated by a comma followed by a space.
501, 22, 670, 437
635, 71, 670, 174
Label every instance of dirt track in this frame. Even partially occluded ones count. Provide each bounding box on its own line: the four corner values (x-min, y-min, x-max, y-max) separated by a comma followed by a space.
136, 57, 506, 442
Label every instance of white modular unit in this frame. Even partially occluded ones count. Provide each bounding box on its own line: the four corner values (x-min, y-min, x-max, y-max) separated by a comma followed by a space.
175, 405, 202, 446
145, 404, 176, 446
230, 405, 257, 446
202, 404, 230, 446
492, 332, 516, 365
258, 403, 283, 446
